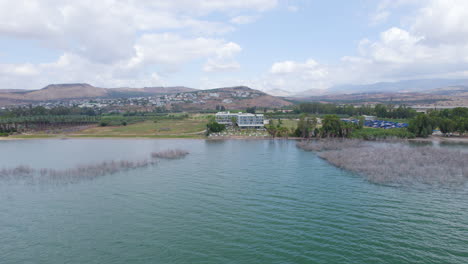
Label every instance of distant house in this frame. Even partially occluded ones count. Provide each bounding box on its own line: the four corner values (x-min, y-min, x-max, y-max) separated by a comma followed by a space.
363, 115, 376, 121
215, 111, 264, 128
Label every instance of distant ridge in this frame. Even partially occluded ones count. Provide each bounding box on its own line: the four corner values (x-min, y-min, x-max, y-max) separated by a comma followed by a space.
0, 83, 292, 108
328, 78, 468, 94
0, 83, 196, 103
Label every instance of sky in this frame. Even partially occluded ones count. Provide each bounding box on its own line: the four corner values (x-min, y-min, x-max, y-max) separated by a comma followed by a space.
0, 0, 468, 93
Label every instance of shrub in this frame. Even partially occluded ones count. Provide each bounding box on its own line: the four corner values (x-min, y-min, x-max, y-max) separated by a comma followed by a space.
349, 128, 415, 140
206, 121, 225, 134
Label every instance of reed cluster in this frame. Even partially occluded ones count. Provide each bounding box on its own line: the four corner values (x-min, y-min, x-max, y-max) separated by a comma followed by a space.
0, 159, 156, 184
297, 139, 364, 151
151, 149, 189, 159
298, 140, 468, 186
0, 148, 190, 184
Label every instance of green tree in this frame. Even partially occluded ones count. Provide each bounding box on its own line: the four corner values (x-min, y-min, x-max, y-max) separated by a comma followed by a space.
438, 118, 455, 135
374, 104, 388, 118
409, 114, 434, 137
230, 116, 238, 126
246, 106, 256, 114
206, 121, 226, 135
320, 115, 342, 138
295, 114, 317, 138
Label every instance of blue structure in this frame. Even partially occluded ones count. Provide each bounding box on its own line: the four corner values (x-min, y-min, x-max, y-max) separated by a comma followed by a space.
343, 119, 408, 129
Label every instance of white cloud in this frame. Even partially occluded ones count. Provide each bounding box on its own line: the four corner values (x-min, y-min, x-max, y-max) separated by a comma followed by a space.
132, 34, 235, 67
271, 59, 319, 74
267, 59, 330, 91
0, 33, 243, 89
260, 0, 468, 93
203, 42, 242, 72
410, 0, 468, 45
203, 60, 240, 72
230, 15, 259, 25
0, 0, 265, 89
370, 10, 390, 25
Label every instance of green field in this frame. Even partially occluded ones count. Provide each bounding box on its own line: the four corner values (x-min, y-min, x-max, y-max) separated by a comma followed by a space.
350, 127, 415, 140
270, 119, 298, 129
8, 118, 208, 139
76, 119, 206, 136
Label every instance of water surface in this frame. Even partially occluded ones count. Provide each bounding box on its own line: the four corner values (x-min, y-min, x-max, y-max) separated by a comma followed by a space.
0, 139, 467, 264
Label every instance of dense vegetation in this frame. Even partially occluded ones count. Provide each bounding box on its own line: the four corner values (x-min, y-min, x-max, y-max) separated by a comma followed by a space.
408, 107, 468, 137
206, 121, 226, 135
0, 105, 190, 135
296, 102, 417, 119
350, 128, 415, 140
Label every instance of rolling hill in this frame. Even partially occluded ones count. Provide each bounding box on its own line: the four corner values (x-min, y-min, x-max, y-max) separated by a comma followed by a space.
0, 84, 292, 109
0, 83, 196, 103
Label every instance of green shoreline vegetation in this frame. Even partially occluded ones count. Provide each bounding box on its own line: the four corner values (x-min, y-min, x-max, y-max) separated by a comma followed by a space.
0, 103, 467, 140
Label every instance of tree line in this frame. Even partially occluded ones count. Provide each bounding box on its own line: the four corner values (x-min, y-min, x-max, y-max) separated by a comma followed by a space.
296, 102, 417, 119
409, 107, 468, 137
267, 114, 362, 139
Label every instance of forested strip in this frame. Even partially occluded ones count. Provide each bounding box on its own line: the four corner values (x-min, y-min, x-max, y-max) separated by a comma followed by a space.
0, 115, 101, 133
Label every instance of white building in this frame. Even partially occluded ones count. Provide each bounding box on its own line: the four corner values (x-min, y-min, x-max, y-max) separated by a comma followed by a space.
363, 115, 376, 121
215, 112, 264, 128
215, 112, 239, 125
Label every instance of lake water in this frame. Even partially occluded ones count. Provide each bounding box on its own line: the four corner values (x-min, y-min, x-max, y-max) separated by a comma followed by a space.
0, 139, 467, 264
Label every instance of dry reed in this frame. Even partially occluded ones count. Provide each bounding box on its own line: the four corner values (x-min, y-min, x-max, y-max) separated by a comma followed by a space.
298, 140, 468, 186
0, 149, 190, 184
0, 159, 157, 184
151, 149, 189, 159
297, 139, 364, 152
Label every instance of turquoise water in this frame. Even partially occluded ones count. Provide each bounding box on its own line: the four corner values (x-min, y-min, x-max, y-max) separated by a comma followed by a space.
0, 139, 467, 264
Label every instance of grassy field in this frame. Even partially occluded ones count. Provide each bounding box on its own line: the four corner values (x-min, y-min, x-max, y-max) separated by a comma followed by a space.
271, 119, 298, 129
8, 118, 208, 139
350, 127, 415, 140
76, 119, 206, 136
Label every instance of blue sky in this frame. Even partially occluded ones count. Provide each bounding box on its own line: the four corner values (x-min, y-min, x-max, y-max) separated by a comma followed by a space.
0, 0, 467, 94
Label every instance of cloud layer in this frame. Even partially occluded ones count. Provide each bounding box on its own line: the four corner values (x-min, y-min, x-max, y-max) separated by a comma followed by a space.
1, 0, 468, 93
265, 0, 468, 92
0, 0, 277, 89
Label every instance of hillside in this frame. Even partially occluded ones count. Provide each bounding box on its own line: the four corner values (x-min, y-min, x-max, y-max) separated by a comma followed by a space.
327, 78, 468, 94
291, 79, 468, 107
292, 89, 468, 107
0, 84, 292, 109
166, 86, 292, 110
0, 83, 196, 104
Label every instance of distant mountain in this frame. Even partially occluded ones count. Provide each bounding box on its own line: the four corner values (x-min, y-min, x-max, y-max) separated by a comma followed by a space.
328, 78, 468, 94
181, 86, 292, 109
0, 84, 292, 109
265, 89, 294, 97
286, 79, 468, 107
0, 89, 24, 93
0, 83, 196, 103
142, 86, 195, 94
293, 88, 329, 97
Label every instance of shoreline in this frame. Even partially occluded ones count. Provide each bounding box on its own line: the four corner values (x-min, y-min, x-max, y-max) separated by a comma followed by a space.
408, 135, 468, 144
2, 134, 304, 141
2, 134, 467, 143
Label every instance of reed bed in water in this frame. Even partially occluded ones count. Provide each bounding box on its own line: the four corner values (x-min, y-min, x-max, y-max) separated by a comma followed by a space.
298, 140, 468, 186
0, 149, 190, 184
296, 139, 364, 151
151, 149, 189, 159
0, 160, 157, 184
